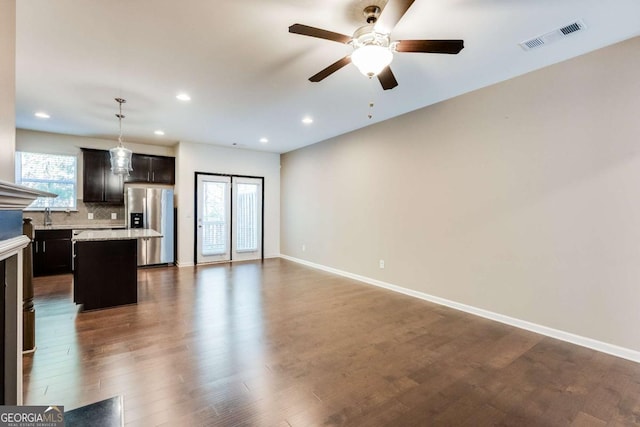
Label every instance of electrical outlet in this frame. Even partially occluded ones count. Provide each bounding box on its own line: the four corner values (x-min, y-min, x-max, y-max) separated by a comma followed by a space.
111, 213, 117, 220
88, 213, 94, 220
379, 260, 385, 269
302, 244, 306, 252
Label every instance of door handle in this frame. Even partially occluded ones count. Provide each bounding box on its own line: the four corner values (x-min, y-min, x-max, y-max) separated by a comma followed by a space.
42, 241, 46, 252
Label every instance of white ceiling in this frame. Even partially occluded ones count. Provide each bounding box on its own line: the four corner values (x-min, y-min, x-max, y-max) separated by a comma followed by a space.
15, 0, 640, 154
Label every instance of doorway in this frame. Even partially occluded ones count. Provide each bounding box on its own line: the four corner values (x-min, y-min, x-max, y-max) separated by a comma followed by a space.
195, 173, 263, 264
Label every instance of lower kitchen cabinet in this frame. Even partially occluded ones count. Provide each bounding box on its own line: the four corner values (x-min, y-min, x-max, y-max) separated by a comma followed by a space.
33, 229, 73, 276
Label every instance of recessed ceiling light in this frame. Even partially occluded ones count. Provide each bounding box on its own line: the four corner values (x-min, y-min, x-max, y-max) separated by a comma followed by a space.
176, 93, 191, 101
302, 116, 313, 125
154, 130, 165, 136
259, 137, 268, 144
34, 112, 50, 119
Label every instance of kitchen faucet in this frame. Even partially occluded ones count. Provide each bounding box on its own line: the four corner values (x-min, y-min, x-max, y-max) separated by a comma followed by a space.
44, 207, 52, 226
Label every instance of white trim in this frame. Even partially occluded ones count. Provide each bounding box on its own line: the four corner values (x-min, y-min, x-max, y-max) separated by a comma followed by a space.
280, 254, 640, 364
0, 235, 30, 262
176, 261, 195, 267
3, 245, 24, 404
178, 255, 279, 268
0, 179, 56, 210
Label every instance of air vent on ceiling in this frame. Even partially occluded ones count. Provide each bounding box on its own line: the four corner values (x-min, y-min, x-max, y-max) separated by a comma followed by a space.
519, 19, 587, 51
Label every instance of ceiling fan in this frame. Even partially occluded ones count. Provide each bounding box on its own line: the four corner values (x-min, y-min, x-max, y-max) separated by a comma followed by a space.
289, 0, 464, 90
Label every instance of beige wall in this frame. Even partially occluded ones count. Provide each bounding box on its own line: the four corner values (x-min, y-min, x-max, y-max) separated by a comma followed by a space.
281, 37, 640, 353
0, 0, 16, 182
175, 141, 280, 266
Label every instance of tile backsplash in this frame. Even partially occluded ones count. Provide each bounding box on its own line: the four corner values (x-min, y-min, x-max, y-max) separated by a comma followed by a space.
25, 199, 125, 227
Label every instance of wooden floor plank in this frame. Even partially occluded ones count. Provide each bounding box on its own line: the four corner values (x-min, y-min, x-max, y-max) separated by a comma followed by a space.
23, 258, 640, 425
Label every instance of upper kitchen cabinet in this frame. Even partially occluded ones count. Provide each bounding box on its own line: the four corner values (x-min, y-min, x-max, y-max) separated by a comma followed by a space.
82, 148, 124, 204
125, 154, 175, 185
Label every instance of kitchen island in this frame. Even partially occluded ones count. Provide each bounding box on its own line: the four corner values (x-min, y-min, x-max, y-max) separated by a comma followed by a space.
73, 229, 161, 311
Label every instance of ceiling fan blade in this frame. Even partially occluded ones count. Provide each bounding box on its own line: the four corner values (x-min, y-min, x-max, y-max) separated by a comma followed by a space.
377, 66, 398, 90
396, 39, 464, 54
289, 24, 352, 44
374, 0, 416, 33
309, 56, 352, 82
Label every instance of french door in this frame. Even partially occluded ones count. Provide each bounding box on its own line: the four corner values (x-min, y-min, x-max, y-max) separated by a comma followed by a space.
195, 174, 263, 264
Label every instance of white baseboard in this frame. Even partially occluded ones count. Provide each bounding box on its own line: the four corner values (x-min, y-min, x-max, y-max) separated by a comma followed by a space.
176, 255, 279, 268
176, 261, 194, 267
279, 254, 640, 364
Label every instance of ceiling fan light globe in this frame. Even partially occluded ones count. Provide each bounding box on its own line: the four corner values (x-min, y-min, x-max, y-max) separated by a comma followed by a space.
351, 45, 393, 77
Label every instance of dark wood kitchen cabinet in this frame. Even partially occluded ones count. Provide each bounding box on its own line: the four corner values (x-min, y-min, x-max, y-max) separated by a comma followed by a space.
82, 148, 124, 203
125, 154, 175, 185
33, 229, 72, 277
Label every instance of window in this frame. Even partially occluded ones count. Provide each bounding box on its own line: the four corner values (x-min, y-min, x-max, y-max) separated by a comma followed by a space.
15, 152, 77, 210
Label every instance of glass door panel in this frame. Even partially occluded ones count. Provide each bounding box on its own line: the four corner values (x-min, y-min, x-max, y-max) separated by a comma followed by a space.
232, 178, 262, 261
196, 174, 263, 264
196, 175, 231, 263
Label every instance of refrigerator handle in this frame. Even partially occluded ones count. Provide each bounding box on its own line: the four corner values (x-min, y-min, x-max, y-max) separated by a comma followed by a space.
143, 196, 148, 229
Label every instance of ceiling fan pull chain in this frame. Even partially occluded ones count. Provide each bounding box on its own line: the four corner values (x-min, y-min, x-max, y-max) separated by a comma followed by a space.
367, 75, 377, 119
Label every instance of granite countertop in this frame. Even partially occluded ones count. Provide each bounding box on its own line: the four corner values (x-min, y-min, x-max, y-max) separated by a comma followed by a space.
34, 224, 127, 231
73, 229, 162, 242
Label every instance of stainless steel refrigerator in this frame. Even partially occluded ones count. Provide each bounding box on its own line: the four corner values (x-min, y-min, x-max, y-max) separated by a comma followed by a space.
125, 186, 174, 266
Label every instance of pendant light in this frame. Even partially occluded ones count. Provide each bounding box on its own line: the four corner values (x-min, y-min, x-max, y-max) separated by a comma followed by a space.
109, 97, 133, 175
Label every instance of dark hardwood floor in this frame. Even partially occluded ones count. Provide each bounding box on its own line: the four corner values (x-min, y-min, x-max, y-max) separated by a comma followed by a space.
23, 258, 640, 426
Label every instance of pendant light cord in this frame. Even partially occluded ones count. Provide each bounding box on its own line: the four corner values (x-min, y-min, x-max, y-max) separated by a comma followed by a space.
115, 97, 126, 146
